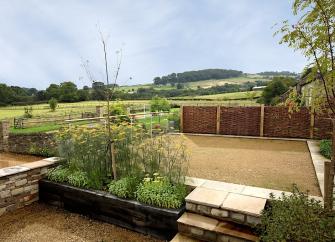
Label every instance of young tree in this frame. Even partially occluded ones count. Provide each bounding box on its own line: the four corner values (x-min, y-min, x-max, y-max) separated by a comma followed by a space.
277, 0, 335, 209
48, 98, 58, 112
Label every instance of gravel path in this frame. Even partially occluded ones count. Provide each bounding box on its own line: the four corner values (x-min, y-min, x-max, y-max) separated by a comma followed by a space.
181, 135, 321, 196
0, 203, 161, 242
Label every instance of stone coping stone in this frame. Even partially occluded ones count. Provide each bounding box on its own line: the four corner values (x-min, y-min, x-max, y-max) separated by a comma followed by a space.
178, 212, 258, 242
200, 180, 246, 194
221, 193, 267, 217
185, 187, 228, 208
170, 233, 202, 242
0, 157, 60, 178
178, 212, 218, 231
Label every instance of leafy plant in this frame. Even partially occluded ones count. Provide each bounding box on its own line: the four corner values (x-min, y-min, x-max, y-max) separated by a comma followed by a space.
260, 185, 335, 242
23, 106, 33, 118
67, 171, 88, 188
168, 111, 180, 130
150, 96, 170, 112
47, 166, 70, 183
108, 176, 140, 199
29, 144, 56, 157
320, 140, 332, 160
48, 98, 58, 112
135, 176, 187, 209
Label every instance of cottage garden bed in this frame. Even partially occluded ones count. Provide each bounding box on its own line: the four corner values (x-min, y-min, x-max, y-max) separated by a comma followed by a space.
43, 124, 189, 240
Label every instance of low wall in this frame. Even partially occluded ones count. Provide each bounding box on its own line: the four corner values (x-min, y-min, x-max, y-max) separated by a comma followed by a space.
182, 106, 332, 139
0, 157, 59, 216
7, 132, 56, 155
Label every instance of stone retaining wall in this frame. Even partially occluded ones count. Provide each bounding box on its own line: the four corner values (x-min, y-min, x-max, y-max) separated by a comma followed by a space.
0, 158, 59, 216
7, 132, 56, 155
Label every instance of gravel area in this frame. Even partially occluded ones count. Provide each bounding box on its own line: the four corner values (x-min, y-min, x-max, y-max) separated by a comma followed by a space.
180, 134, 321, 196
0, 203, 162, 242
0, 152, 43, 168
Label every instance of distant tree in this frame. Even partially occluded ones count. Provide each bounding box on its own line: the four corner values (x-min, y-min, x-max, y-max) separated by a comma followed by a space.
35, 90, 47, 101
48, 98, 58, 112
46, 84, 60, 99
153, 77, 162, 85
77, 89, 90, 101
150, 96, 171, 112
176, 83, 184, 89
59, 81, 78, 102
91, 81, 106, 100
0, 83, 15, 105
261, 77, 297, 105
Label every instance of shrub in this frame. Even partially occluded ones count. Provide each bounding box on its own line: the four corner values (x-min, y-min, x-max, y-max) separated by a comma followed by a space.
320, 139, 332, 159
67, 171, 88, 188
29, 144, 56, 157
47, 166, 71, 183
108, 176, 140, 199
168, 111, 180, 130
260, 185, 335, 242
23, 106, 33, 118
48, 98, 58, 112
150, 96, 170, 112
135, 176, 187, 209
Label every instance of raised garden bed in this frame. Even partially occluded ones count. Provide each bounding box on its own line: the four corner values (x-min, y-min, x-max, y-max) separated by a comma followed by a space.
39, 179, 185, 240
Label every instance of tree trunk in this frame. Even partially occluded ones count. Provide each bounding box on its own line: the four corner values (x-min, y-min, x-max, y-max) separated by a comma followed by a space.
111, 141, 117, 180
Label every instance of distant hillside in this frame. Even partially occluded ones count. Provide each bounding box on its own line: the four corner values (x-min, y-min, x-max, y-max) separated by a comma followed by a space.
153, 69, 243, 85
257, 71, 298, 77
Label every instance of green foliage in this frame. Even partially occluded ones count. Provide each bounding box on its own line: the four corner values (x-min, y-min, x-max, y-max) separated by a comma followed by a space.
29, 144, 56, 157
135, 176, 187, 209
168, 111, 180, 130
47, 166, 71, 183
23, 106, 33, 118
150, 96, 170, 112
261, 77, 297, 105
133, 135, 189, 184
108, 176, 140, 199
320, 140, 332, 159
153, 69, 242, 85
57, 126, 109, 189
67, 171, 89, 188
48, 98, 58, 112
260, 185, 335, 242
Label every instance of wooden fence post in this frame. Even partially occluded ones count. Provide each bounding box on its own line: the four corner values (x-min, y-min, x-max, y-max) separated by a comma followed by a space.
216, 106, 221, 134
180, 106, 184, 133
310, 111, 315, 139
260, 104, 265, 137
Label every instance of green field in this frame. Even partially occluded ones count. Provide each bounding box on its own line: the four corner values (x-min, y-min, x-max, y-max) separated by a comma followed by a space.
119, 75, 271, 92
171, 91, 262, 100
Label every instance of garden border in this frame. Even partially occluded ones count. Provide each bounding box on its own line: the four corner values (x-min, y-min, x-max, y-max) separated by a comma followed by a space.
39, 179, 185, 241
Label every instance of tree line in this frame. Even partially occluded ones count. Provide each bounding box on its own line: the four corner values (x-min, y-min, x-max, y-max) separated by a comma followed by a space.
153, 69, 243, 85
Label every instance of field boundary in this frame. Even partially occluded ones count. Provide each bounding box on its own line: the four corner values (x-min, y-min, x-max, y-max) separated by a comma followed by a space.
181, 105, 332, 139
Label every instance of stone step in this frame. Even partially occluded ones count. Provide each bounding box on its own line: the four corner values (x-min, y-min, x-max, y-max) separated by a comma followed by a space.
177, 212, 258, 242
185, 187, 267, 226
170, 233, 203, 242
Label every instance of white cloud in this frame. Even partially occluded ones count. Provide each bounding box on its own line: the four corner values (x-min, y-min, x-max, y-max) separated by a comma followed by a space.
0, 0, 306, 89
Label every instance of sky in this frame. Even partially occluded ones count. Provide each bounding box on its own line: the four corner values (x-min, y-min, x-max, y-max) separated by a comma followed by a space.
0, 0, 307, 89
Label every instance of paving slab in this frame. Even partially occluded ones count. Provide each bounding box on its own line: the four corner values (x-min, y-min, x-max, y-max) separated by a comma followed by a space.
185, 176, 206, 187
186, 187, 228, 208
221, 193, 266, 217
200, 180, 245, 194
178, 212, 218, 231
216, 222, 258, 241
170, 233, 201, 242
